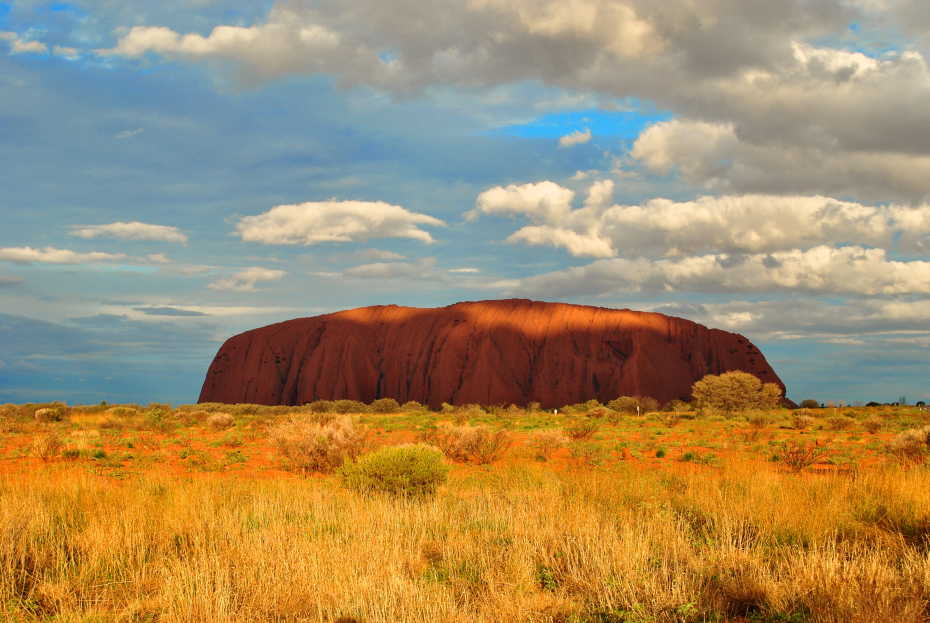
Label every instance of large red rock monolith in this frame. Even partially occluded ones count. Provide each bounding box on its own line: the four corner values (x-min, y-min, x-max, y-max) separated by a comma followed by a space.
198, 299, 785, 408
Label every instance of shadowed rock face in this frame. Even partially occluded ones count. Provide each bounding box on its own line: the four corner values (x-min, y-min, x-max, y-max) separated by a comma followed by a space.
198, 299, 785, 408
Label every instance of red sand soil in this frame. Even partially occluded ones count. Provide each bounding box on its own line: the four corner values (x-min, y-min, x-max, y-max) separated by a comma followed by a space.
199, 299, 784, 409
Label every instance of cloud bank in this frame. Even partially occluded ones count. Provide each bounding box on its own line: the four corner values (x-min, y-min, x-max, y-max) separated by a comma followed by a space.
470, 182, 930, 258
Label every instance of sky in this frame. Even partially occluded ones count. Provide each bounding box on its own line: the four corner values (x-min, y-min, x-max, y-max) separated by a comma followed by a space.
1, 0, 929, 406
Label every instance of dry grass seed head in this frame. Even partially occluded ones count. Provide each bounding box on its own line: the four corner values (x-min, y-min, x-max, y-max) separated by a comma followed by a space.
420, 423, 512, 464
270, 416, 367, 473
527, 429, 569, 461
887, 426, 930, 464
31, 432, 63, 461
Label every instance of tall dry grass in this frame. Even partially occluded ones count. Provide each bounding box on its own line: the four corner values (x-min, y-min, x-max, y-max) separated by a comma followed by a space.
2, 459, 930, 622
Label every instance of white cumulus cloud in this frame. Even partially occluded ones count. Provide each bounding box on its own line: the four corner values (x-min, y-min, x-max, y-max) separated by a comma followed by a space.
236, 200, 444, 245
0, 246, 126, 265
558, 128, 592, 148
70, 221, 188, 243
0, 32, 48, 55
470, 180, 930, 257
207, 267, 286, 292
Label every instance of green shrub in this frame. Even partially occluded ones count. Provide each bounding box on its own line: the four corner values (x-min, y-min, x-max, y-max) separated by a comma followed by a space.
607, 396, 659, 415
307, 400, 335, 414
144, 408, 174, 433
799, 399, 821, 409
369, 398, 401, 414
61, 447, 81, 460
339, 444, 449, 497
401, 400, 426, 412
664, 399, 691, 413
229, 404, 262, 416
332, 400, 369, 414
562, 399, 603, 415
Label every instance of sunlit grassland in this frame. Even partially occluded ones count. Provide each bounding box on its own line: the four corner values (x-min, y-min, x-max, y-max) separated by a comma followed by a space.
0, 401, 929, 622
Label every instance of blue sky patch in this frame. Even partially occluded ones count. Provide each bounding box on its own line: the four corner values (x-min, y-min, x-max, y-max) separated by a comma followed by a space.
493, 107, 671, 141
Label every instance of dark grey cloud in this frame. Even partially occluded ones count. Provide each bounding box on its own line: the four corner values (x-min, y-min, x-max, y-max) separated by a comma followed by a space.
0, 312, 222, 404
97, 0, 930, 200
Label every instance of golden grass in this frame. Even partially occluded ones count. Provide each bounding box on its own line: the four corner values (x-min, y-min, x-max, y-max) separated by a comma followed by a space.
2, 459, 929, 622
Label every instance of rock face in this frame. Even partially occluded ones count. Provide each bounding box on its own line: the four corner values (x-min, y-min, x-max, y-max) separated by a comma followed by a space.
199, 299, 785, 408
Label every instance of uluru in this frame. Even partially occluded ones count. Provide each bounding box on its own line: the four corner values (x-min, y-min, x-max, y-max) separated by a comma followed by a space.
199, 299, 784, 408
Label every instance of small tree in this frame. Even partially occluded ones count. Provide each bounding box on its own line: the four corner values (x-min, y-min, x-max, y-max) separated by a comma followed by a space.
799, 399, 820, 409
691, 371, 782, 415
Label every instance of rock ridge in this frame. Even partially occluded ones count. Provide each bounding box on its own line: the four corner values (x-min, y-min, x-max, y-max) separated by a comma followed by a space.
198, 299, 785, 408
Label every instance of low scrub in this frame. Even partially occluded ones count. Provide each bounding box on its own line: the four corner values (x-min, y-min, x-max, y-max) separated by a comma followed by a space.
420, 423, 512, 464
827, 415, 855, 431
144, 408, 175, 433
306, 400, 335, 414
369, 398, 401, 414
270, 416, 367, 473
339, 444, 449, 497
527, 429, 569, 461
33, 407, 64, 423
862, 416, 884, 434
206, 412, 235, 430
607, 396, 660, 414
774, 440, 827, 473
31, 432, 63, 460
332, 399, 369, 414
564, 418, 600, 441
887, 425, 930, 464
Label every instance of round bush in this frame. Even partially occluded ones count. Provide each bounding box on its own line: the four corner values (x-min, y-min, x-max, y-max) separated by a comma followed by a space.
307, 400, 335, 414
333, 399, 369, 414
369, 398, 401, 414
339, 444, 449, 497
33, 407, 63, 422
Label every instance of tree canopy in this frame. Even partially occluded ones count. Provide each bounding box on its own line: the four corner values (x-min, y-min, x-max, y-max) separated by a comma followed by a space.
691, 371, 782, 413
